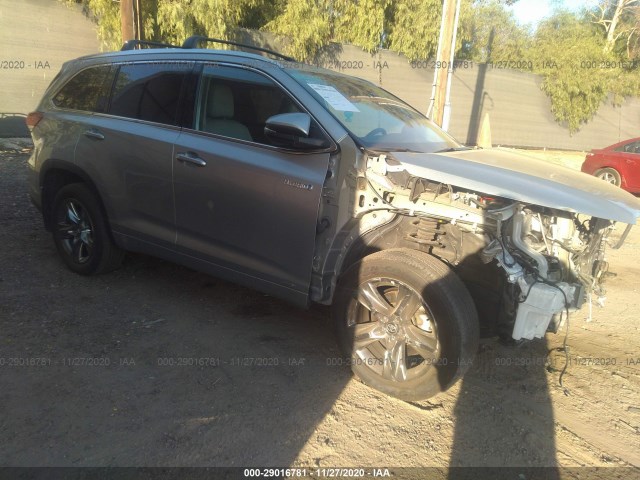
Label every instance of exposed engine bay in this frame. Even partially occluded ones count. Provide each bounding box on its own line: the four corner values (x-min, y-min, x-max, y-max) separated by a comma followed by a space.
350, 152, 622, 341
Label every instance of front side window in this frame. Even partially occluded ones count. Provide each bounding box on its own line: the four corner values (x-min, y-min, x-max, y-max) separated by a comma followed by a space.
287, 68, 461, 153
109, 63, 191, 125
52, 65, 113, 112
615, 141, 640, 154
194, 65, 316, 145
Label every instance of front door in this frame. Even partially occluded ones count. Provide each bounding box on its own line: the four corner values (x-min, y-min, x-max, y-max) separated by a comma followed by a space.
173, 65, 332, 304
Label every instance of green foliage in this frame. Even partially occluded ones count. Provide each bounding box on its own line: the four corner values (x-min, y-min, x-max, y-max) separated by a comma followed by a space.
263, 0, 333, 61
265, 0, 474, 62
462, 0, 531, 63
529, 10, 640, 133
386, 0, 454, 61
64, 0, 121, 50
67, 0, 274, 50
334, 0, 390, 54
65, 0, 639, 134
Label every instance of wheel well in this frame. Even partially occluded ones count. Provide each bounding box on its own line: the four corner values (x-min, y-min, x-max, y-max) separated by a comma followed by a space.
41, 167, 103, 231
339, 217, 416, 275
335, 216, 504, 336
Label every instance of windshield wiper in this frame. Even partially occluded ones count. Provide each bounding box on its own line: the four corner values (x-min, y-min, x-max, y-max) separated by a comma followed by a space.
434, 146, 474, 153
370, 147, 423, 153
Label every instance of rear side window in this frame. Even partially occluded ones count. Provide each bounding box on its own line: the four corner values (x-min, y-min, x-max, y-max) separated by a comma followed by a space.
52, 65, 113, 112
109, 63, 190, 125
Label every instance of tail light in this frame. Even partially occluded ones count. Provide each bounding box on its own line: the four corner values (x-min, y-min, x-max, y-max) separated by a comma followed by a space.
26, 111, 43, 131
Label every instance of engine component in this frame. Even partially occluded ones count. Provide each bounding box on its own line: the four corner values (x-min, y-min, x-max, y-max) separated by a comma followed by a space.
513, 282, 576, 340
480, 239, 523, 283
512, 208, 549, 279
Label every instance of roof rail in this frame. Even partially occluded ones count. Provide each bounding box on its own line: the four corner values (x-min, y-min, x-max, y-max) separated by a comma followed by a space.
182, 35, 295, 62
121, 40, 179, 51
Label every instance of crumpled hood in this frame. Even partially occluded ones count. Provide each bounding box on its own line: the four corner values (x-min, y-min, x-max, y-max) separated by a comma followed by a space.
391, 148, 640, 224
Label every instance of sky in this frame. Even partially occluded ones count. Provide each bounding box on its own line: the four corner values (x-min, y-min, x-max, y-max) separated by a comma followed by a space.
508, 0, 600, 26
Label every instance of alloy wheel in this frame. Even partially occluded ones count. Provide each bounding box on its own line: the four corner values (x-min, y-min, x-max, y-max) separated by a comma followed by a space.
56, 199, 94, 264
347, 278, 440, 383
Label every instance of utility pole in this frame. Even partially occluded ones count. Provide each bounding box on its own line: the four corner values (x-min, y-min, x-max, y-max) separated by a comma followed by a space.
135, 0, 143, 42
120, 0, 135, 43
427, 0, 461, 130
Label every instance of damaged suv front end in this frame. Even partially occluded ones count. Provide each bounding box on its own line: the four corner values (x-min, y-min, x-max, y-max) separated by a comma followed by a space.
289, 66, 640, 399
362, 148, 636, 341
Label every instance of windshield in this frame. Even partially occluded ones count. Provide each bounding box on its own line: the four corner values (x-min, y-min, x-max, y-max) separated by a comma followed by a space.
286, 68, 462, 153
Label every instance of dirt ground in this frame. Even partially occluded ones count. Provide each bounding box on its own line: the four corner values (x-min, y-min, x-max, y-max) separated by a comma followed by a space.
1, 140, 639, 476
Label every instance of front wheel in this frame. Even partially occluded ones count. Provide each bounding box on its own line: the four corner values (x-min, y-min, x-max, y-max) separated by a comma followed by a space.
332, 249, 479, 401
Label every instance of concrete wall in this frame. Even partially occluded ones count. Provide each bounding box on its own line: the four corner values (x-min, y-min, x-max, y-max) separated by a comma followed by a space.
0, 0, 100, 132
1, 1, 637, 150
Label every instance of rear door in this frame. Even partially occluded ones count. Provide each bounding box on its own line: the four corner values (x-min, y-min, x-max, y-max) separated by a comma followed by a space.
74, 61, 193, 247
172, 64, 333, 305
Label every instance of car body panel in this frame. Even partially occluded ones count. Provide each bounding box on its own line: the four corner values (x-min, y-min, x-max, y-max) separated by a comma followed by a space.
29, 111, 88, 200
393, 148, 640, 224
581, 137, 640, 193
173, 129, 331, 302
74, 114, 180, 247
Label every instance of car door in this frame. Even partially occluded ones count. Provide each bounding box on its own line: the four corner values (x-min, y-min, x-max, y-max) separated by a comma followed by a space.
74, 61, 193, 248
172, 64, 334, 305
619, 141, 640, 190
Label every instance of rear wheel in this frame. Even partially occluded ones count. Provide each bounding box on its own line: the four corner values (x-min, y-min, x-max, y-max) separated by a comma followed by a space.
595, 167, 622, 187
52, 183, 124, 275
332, 248, 479, 401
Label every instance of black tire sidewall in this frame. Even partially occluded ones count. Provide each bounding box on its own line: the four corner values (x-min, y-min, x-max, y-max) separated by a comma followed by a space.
333, 249, 479, 401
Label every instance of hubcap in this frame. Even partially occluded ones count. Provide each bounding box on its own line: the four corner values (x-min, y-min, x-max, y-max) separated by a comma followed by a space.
598, 171, 618, 185
56, 199, 94, 264
348, 278, 440, 382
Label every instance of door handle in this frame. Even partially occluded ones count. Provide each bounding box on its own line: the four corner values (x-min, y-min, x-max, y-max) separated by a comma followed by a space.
176, 152, 207, 167
84, 129, 105, 140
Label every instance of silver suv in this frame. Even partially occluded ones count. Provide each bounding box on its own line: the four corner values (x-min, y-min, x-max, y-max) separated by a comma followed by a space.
27, 37, 640, 400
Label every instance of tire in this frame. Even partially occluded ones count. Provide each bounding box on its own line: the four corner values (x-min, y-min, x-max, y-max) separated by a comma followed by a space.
51, 183, 124, 275
332, 248, 479, 401
595, 167, 622, 187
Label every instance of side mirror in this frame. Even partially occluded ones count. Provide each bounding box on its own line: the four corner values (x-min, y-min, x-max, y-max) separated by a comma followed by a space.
264, 112, 329, 150
265, 112, 311, 137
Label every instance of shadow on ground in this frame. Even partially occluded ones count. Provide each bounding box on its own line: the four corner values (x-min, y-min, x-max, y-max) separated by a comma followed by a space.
0, 152, 350, 466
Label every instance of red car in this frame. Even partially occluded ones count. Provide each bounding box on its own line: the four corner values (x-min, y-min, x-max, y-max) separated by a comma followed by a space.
582, 137, 640, 193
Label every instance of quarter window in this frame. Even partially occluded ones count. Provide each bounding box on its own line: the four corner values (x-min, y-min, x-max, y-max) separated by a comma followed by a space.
52, 65, 113, 112
109, 63, 191, 125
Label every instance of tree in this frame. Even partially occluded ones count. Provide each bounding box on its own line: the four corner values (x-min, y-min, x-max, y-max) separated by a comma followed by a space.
385, 0, 473, 61
529, 10, 640, 133
66, 0, 121, 49
263, 0, 334, 61
460, 0, 532, 63
65, 0, 638, 134
264, 0, 475, 62
590, 0, 639, 54
67, 0, 278, 50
